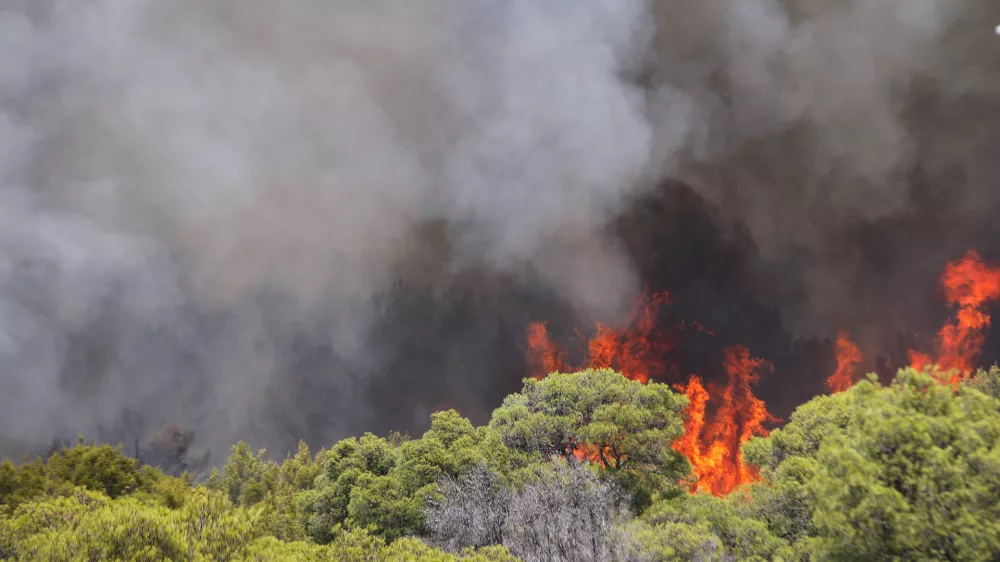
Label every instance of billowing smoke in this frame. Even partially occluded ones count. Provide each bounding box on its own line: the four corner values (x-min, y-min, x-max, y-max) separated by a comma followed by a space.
645, 0, 1000, 354
1, 0, 998, 460
0, 0, 656, 457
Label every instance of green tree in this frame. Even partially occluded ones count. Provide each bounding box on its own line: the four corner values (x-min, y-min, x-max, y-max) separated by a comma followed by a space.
0, 458, 48, 514
618, 519, 725, 562
394, 411, 511, 495
488, 369, 688, 506
300, 413, 514, 545
278, 440, 323, 493
298, 433, 399, 543
636, 493, 790, 561
967, 365, 1000, 400
745, 368, 1000, 561
208, 441, 279, 507
45, 442, 157, 499
347, 473, 426, 542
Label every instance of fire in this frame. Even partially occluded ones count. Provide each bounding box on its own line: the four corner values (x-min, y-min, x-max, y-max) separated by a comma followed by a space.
526, 293, 777, 496
671, 376, 724, 492
586, 291, 672, 384
524, 251, 999, 496
572, 442, 618, 467
526, 291, 673, 383
909, 251, 1000, 383
671, 347, 778, 495
526, 321, 566, 379
699, 346, 779, 494
827, 331, 863, 393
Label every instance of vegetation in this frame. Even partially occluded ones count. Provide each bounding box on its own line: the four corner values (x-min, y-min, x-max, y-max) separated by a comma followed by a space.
2, 367, 1000, 561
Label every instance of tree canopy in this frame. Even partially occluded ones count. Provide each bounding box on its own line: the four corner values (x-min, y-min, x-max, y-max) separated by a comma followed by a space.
489, 369, 689, 504
743, 368, 1000, 561
2, 366, 1000, 561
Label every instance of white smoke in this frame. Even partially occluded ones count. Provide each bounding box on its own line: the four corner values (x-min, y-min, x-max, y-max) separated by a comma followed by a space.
1, 0, 996, 457
0, 0, 658, 454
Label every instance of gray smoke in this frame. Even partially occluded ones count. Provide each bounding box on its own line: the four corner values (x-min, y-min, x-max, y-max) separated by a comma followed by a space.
644, 0, 1000, 348
0, 0, 997, 458
0, 0, 654, 456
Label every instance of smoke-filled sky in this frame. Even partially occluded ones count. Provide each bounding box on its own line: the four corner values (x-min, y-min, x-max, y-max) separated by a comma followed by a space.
2, 0, 999, 460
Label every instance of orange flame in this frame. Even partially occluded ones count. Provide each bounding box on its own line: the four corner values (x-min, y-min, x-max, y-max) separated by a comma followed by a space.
827, 331, 863, 393
707, 346, 778, 494
524, 252, 1000, 495
909, 251, 1000, 383
672, 376, 723, 491
670, 347, 778, 495
526, 321, 566, 379
572, 442, 617, 467
527, 291, 673, 383
587, 291, 672, 384
527, 298, 777, 496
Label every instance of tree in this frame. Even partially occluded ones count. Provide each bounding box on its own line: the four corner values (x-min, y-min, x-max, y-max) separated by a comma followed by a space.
617, 518, 726, 562
208, 441, 278, 507
145, 423, 210, 478
966, 365, 1000, 400
635, 493, 790, 561
488, 369, 688, 505
426, 464, 511, 551
0, 458, 48, 514
301, 413, 514, 545
394, 411, 513, 496
347, 473, 426, 542
299, 433, 399, 543
503, 459, 629, 562
744, 368, 1000, 561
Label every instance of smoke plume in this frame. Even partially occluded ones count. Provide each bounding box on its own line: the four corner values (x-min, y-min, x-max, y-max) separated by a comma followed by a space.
1, 0, 999, 460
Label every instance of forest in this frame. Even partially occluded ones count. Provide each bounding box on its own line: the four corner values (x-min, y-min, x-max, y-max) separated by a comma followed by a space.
2, 364, 999, 561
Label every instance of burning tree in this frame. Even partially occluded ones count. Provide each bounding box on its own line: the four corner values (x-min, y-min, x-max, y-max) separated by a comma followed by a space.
488, 369, 689, 501
909, 250, 1000, 383
827, 331, 863, 393
524, 292, 779, 496
672, 346, 780, 495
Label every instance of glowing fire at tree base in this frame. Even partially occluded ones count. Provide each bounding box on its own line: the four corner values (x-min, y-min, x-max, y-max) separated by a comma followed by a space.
526, 292, 778, 496
525, 251, 1000, 496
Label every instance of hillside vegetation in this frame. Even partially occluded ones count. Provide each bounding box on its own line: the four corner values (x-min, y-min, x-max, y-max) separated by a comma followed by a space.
2, 366, 1000, 561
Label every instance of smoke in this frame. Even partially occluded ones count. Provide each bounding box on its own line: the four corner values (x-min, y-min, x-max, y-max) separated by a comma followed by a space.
1, 0, 999, 459
642, 0, 1000, 344
0, 0, 655, 456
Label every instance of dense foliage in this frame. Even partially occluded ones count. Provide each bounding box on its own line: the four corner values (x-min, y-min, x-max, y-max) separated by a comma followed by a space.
2, 366, 999, 561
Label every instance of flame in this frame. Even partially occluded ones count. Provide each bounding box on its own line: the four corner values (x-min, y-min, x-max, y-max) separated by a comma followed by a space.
523, 251, 999, 496
705, 346, 778, 494
587, 291, 672, 384
671, 347, 777, 495
827, 331, 863, 393
909, 251, 1000, 383
527, 291, 673, 383
526, 321, 566, 379
572, 442, 617, 467
672, 376, 721, 491
527, 294, 777, 496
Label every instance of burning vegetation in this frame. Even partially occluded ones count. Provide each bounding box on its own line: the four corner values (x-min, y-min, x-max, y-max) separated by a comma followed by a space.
908, 251, 1000, 384
526, 250, 1000, 496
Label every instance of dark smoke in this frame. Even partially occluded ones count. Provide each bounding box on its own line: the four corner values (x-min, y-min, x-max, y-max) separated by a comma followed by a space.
1, 0, 999, 461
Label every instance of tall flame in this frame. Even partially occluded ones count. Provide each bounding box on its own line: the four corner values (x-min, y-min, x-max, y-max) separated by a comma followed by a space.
827, 331, 863, 393
909, 251, 1000, 383
528, 293, 778, 495
526, 295, 776, 496
525, 251, 998, 496
526, 321, 566, 379
672, 376, 724, 492
671, 347, 777, 495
